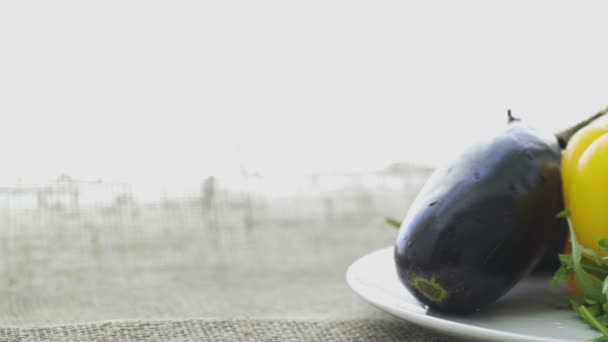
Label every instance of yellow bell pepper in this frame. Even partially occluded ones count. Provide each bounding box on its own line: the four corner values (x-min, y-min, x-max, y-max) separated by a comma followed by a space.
562, 121, 608, 255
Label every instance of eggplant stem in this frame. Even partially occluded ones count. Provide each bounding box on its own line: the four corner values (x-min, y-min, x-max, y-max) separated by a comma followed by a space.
555, 106, 608, 148
507, 109, 520, 123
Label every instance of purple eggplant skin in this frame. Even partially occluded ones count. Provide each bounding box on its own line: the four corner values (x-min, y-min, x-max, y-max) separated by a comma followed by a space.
394, 121, 565, 315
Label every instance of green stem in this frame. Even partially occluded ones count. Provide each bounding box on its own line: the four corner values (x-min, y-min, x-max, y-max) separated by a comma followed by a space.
385, 217, 402, 229
578, 305, 608, 337
555, 106, 608, 148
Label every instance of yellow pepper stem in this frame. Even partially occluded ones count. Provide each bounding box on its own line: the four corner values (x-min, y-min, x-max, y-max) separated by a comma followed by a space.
555, 106, 608, 148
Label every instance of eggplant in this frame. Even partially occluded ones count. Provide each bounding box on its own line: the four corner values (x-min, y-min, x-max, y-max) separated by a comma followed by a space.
394, 109, 608, 315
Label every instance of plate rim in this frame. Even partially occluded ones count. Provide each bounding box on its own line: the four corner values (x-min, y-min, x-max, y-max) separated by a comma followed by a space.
346, 247, 589, 342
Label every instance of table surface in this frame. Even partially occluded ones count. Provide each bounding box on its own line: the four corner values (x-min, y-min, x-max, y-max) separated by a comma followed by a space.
0, 169, 464, 341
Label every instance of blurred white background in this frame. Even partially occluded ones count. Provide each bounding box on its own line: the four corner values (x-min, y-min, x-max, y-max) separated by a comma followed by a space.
1, 0, 607, 192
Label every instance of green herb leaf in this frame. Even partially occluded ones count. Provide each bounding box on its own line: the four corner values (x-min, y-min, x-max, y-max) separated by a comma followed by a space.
570, 298, 586, 311
580, 258, 608, 279
603, 276, 608, 300
564, 215, 605, 303
551, 263, 571, 286
556, 209, 571, 219
598, 313, 608, 324
578, 305, 608, 337
385, 217, 402, 229
559, 254, 575, 271
556, 294, 582, 308
599, 239, 608, 251
581, 245, 605, 266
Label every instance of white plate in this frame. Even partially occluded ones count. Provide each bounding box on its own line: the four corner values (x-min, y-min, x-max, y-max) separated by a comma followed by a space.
346, 247, 599, 342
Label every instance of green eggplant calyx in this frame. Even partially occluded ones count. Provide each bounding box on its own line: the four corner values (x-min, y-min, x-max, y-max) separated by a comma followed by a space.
411, 276, 449, 304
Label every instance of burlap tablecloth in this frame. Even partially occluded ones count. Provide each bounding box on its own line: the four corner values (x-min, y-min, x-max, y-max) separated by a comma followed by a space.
0, 172, 461, 341
1, 320, 456, 341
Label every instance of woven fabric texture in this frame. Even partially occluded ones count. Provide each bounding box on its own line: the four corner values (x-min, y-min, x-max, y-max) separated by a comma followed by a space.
0, 319, 457, 342
0, 171, 461, 341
